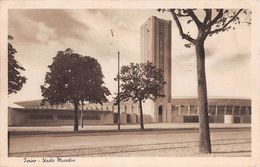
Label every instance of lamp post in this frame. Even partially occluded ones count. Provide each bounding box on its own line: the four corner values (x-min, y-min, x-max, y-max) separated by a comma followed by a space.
117, 51, 121, 130
111, 29, 121, 130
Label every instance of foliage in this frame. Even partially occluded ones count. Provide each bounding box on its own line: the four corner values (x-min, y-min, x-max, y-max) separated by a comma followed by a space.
41, 48, 111, 105
8, 35, 27, 94
41, 48, 111, 131
115, 61, 166, 129
116, 61, 166, 102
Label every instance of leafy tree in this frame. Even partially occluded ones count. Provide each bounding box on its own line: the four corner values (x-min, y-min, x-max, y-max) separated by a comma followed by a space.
115, 62, 166, 129
158, 9, 251, 153
41, 48, 111, 131
8, 35, 27, 94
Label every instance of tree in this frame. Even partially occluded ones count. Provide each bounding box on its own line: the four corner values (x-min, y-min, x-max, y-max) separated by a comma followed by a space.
115, 62, 166, 129
158, 9, 251, 153
41, 48, 111, 131
8, 35, 27, 94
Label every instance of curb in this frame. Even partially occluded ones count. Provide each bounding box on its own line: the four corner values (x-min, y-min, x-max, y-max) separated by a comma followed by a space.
9, 127, 251, 137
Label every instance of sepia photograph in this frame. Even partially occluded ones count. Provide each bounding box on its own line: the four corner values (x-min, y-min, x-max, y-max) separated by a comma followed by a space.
7, 8, 252, 157
1, 0, 260, 166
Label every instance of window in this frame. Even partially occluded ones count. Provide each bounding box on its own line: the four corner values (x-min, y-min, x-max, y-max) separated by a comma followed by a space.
158, 24, 164, 70
240, 106, 246, 115
57, 115, 73, 120
248, 107, 251, 115
172, 105, 179, 112
234, 106, 240, 115
226, 106, 233, 111
234, 106, 240, 112
83, 114, 101, 120
180, 105, 188, 115
226, 106, 233, 115
217, 106, 225, 115
30, 115, 53, 120
190, 105, 197, 115
209, 106, 216, 115
183, 116, 199, 123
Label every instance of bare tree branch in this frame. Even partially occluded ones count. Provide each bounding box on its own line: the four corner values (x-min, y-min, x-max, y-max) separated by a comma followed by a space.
204, 10, 212, 39
187, 9, 202, 27
205, 9, 224, 30
169, 9, 196, 44
209, 9, 243, 35
202, 9, 211, 26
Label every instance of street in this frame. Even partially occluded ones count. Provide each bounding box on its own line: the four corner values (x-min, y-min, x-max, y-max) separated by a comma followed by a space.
9, 127, 251, 157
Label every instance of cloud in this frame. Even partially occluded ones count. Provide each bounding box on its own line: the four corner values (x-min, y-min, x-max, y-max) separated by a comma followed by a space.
209, 53, 250, 73
9, 9, 89, 43
8, 11, 39, 43
205, 48, 215, 58
65, 9, 149, 61
35, 22, 55, 42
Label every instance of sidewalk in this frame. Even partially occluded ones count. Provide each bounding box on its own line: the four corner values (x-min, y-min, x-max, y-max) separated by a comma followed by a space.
8, 123, 251, 135
9, 123, 251, 157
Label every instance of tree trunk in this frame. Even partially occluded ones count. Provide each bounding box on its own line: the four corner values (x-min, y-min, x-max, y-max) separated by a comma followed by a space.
139, 100, 144, 129
118, 100, 121, 130
195, 41, 211, 153
74, 101, 79, 131
81, 103, 84, 128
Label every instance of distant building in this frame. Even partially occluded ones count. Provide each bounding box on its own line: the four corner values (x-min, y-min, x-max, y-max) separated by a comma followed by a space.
170, 97, 251, 123
8, 97, 251, 126
8, 100, 152, 126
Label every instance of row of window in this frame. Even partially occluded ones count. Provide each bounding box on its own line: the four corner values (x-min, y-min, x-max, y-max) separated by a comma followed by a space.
29, 114, 101, 120
34, 104, 139, 113
172, 105, 251, 115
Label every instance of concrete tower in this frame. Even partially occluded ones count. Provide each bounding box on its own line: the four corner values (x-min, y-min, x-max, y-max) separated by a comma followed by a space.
141, 16, 172, 123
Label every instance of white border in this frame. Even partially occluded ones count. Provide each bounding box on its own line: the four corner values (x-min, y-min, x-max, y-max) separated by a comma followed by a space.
0, 0, 259, 166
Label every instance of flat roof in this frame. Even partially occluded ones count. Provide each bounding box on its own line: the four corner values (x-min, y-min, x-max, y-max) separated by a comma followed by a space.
10, 108, 113, 113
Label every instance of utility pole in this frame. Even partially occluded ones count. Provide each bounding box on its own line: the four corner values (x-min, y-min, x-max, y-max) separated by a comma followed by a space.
111, 29, 121, 130
117, 51, 121, 130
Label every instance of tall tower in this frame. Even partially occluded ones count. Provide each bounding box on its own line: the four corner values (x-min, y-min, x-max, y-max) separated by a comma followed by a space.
140, 16, 172, 123
141, 16, 172, 103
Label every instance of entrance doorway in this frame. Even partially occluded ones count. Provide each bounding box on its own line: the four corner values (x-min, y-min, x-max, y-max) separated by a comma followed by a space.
127, 114, 131, 123
158, 105, 163, 122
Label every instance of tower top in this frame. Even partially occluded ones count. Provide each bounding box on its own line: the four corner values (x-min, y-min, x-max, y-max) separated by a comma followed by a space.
145, 16, 171, 23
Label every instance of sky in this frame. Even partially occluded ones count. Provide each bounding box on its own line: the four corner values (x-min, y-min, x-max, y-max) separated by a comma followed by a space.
8, 9, 251, 103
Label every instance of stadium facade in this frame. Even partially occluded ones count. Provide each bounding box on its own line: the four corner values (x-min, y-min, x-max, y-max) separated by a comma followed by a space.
8, 97, 251, 126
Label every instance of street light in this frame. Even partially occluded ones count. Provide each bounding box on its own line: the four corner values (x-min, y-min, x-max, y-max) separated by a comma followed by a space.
111, 29, 121, 130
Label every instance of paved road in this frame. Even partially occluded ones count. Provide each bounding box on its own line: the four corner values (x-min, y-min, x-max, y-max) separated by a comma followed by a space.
9, 123, 251, 132
9, 128, 251, 157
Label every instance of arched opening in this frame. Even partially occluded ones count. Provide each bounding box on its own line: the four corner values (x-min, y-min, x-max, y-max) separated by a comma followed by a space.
158, 105, 163, 122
